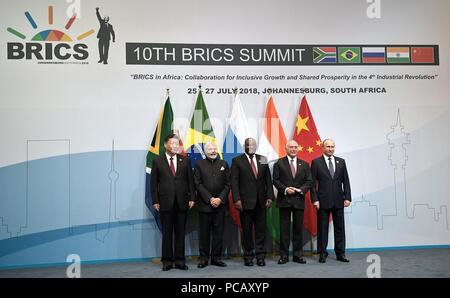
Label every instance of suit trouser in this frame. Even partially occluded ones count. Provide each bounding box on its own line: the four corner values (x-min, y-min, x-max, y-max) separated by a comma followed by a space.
279, 207, 304, 258
98, 39, 110, 62
199, 211, 225, 262
240, 204, 266, 260
160, 203, 187, 266
317, 206, 345, 257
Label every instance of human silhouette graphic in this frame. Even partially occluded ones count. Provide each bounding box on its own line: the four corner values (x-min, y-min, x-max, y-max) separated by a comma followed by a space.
96, 7, 115, 64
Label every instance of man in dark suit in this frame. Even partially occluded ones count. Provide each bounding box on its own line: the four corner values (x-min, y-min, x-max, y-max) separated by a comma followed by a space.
95, 7, 115, 64
194, 142, 231, 268
273, 140, 313, 264
231, 137, 274, 266
311, 139, 351, 263
150, 133, 195, 271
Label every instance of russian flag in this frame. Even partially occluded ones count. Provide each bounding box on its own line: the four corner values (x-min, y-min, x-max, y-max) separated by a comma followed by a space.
222, 93, 255, 229
362, 47, 386, 63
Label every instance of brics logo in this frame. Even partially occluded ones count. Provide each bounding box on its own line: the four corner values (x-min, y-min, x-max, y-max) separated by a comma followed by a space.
7, 6, 94, 62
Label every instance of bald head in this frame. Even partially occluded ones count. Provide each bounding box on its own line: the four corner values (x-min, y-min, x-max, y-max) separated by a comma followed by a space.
244, 138, 257, 155
285, 140, 299, 158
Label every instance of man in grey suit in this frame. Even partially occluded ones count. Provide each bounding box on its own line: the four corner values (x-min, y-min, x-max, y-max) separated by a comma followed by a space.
311, 139, 351, 263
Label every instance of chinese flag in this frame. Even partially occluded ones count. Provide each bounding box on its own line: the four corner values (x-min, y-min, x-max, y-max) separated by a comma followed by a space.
293, 96, 323, 236
411, 47, 435, 63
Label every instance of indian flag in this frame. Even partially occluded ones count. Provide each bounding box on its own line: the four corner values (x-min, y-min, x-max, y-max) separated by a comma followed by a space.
257, 95, 287, 243
387, 47, 410, 63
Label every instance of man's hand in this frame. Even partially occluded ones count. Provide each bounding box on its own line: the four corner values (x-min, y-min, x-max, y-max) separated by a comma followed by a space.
234, 200, 243, 211
266, 199, 272, 208
210, 197, 221, 208
112, 40, 115, 43
152, 203, 160, 212
313, 201, 320, 210
189, 201, 195, 209
344, 200, 351, 207
286, 187, 296, 195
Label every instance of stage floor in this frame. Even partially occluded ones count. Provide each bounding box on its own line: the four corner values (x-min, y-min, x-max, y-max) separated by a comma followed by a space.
1, 248, 449, 278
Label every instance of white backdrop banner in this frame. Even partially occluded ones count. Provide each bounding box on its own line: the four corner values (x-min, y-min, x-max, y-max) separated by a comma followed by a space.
0, 0, 449, 268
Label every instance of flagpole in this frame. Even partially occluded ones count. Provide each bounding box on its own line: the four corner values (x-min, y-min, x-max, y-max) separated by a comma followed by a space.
267, 87, 277, 258
232, 87, 243, 259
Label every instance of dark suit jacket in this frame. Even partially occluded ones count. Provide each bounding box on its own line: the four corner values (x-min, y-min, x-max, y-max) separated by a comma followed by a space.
194, 157, 231, 213
273, 156, 313, 209
311, 155, 351, 209
231, 154, 274, 210
96, 11, 115, 41
150, 154, 195, 212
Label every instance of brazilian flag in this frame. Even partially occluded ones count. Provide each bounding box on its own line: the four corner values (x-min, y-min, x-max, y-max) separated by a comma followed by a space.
145, 96, 174, 232
184, 89, 222, 161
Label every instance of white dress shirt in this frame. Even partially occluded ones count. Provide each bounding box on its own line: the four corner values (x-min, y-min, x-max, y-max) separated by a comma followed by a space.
288, 156, 297, 174
245, 153, 258, 175
323, 154, 335, 172
166, 152, 177, 173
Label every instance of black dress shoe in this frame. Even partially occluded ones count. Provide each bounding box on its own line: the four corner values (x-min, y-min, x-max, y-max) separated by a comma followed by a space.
293, 256, 306, 264
175, 264, 189, 270
319, 255, 326, 263
244, 260, 254, 266
98, 60, 103, 63
211, 260, 227, 267
197, 262, 208, 268
256, 259, 266, 266
278, 257, 288, 264
337, 256, 350, 263
162, 264, 173, 271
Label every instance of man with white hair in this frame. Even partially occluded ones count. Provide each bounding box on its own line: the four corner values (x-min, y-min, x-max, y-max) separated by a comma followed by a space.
96, 7, 115, 64
194, 142, 231, 268
273, 140, 313, 265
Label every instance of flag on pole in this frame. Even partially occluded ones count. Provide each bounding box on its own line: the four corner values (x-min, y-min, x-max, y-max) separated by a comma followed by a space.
223, 92, 254, 229
145, 93, 174, 232
184, 87, 222, 162
257, 94, 287, 243
293, 96, 323, 236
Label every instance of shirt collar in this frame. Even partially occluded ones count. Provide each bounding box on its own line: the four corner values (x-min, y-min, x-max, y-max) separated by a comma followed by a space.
287, 155, 297, 162
245, 153, 255, 160
166, 152, 176, 160
323, 154, 334, 161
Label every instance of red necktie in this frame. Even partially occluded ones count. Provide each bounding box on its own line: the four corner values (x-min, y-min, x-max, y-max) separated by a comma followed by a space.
169, 157, 176, 176
250, 156, 258, 178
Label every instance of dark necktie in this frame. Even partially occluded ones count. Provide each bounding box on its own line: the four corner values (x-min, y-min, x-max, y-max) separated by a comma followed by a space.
328, 157, 334, 178
250, 155, 258, 178
169, 157, 176, 176
290, 158, 296, 177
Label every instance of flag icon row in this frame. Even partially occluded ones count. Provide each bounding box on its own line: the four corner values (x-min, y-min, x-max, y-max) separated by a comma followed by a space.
313, 46, 436, 64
